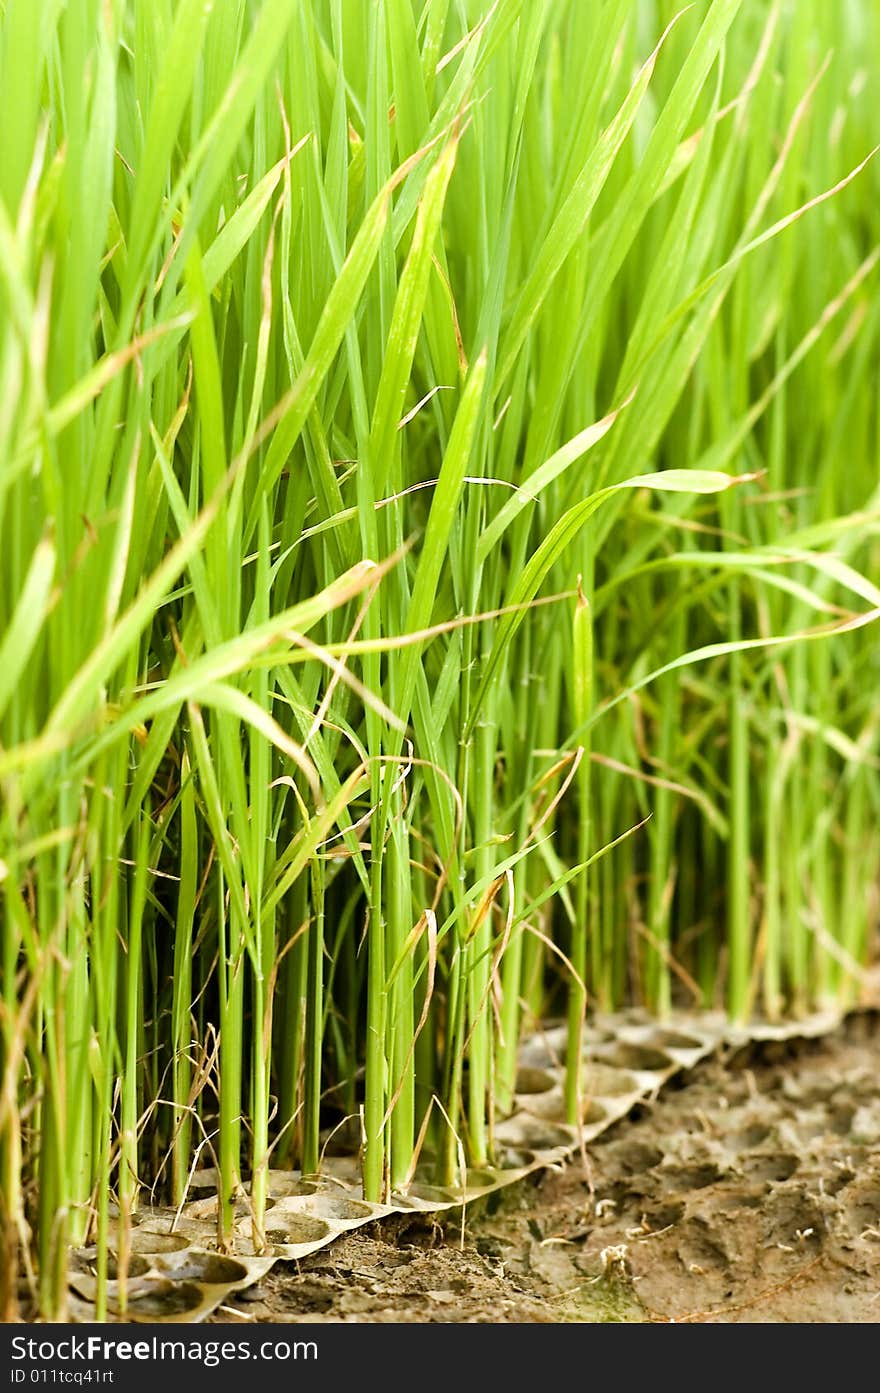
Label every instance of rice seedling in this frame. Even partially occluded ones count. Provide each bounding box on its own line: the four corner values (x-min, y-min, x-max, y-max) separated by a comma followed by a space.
1, 0, 878, 1321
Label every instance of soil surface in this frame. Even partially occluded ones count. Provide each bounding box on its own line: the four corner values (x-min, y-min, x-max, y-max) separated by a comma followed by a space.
214, 1013, 880, 1324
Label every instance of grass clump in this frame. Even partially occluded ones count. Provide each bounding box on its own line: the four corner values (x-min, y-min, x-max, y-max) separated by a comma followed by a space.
1, 0, 878, 1319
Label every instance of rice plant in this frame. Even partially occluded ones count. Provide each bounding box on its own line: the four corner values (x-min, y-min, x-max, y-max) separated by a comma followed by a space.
1, 0, 878, 1320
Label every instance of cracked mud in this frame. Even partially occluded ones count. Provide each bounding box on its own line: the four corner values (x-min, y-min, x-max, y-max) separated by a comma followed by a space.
215, 1014, 880, 1323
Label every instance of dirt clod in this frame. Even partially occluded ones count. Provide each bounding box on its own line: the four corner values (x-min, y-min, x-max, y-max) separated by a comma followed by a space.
213, 1016, 880, 1323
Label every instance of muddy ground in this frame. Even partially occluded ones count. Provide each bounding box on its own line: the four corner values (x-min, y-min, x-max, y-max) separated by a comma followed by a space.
215, 1013, 880, 1323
